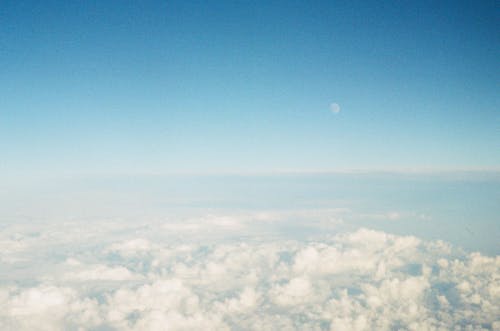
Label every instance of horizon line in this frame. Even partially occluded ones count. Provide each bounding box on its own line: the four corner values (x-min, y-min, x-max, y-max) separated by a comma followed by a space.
11, 167, 500, 179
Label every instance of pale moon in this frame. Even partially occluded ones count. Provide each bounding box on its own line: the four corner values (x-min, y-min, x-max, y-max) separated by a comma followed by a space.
330, 103, 340, 114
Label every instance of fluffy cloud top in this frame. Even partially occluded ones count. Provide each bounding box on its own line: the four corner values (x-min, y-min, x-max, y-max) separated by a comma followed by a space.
0, 213, 498, 330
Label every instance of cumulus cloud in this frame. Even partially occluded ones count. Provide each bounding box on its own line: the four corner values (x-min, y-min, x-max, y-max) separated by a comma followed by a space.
358, 211, 432, 222
0, 213, 498, 330
61, 263, 138, 282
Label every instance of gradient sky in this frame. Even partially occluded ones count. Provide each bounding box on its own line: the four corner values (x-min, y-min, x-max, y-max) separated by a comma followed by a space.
1, 0, 499, 178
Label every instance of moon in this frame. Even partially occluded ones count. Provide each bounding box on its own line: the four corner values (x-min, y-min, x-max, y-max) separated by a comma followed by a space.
330, 103, 340, 114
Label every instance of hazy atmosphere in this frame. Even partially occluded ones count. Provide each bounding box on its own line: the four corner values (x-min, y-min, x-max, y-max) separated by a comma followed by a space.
1, 1, 499, 330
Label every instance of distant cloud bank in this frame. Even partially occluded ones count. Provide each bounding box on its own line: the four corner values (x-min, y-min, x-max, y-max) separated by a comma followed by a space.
0, 212, 498, 330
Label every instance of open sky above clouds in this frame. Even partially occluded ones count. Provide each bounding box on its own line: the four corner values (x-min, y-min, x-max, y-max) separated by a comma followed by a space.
1, 1, 499, 330
1, 0, 499, 177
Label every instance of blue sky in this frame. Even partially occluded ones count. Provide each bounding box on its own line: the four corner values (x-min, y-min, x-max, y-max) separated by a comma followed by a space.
1, 0, 499, 177
1, 4, 500, 327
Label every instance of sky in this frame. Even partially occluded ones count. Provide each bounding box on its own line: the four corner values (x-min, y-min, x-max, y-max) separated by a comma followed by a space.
1, 2, 500, 330
1, 0, 499, 178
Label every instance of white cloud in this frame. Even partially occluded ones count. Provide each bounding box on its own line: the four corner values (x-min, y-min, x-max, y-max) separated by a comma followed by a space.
61, 264, 138, 282
0, 213, 498, 330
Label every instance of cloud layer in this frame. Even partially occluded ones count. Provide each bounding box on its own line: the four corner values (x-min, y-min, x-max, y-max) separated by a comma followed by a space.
0, 213, 498, 330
